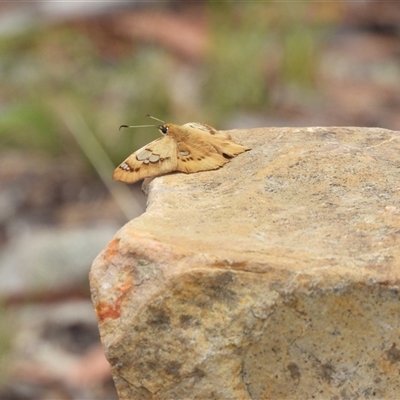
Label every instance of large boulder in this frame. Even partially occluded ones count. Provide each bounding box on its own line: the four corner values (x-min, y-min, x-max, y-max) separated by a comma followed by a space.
90, 126, 400, 399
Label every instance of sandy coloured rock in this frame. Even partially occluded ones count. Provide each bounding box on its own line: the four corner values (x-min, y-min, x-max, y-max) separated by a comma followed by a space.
90, 126, 400, 399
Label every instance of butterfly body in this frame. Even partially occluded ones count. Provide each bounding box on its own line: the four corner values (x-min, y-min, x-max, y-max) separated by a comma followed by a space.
113, 122, 249, 184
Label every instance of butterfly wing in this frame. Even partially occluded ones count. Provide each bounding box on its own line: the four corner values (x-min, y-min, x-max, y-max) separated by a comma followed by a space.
182, 122, 231, 140
113, 136, 178, 183
176, 139, 229, 173
205, 133, 250, 158
176, 128, 249, 174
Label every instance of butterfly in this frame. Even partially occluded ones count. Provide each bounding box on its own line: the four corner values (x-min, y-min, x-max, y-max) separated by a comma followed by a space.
113, 119, 250, 184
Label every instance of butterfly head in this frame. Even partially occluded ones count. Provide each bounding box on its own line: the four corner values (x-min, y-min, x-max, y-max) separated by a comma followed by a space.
158, 124, 171, 135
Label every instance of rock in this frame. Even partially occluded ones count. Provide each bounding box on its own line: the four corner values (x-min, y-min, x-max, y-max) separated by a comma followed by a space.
90, 126, 400, 399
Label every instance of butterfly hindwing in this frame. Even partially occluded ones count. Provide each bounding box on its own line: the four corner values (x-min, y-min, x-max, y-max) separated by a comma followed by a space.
113, 135, 178, 183
182, 122, 231, 140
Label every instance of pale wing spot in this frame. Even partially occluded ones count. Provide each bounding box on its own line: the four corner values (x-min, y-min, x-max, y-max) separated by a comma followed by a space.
120, 162, 132, 171
137, 149, 152, 161
149, 154, 160, 163
179, 150, 190, 157
143, 159, 150, 164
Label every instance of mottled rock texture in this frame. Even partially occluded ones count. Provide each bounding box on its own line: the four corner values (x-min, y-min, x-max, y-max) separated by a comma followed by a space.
90, 126, 400, 399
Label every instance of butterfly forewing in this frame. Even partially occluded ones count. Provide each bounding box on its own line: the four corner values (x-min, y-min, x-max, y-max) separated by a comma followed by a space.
206, 134, 250, 157
113, 135, 178, 183
176, 127, 249, 173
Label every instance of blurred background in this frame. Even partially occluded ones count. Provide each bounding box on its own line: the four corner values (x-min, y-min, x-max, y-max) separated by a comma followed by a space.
0, 1, 399, 399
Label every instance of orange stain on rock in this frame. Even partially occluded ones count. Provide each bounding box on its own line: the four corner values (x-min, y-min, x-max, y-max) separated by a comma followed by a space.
96, 276, 133, 322
96, 300, 122, 321
117, 279, 133, 294
103, 238, 120, 264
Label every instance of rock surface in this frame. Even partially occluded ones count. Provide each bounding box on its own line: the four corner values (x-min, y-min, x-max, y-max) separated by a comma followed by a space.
90, 126, 400, 399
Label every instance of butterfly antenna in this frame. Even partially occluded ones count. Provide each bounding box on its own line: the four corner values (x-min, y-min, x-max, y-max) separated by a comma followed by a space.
146, 114, 165, 123
119, 124, 156, 131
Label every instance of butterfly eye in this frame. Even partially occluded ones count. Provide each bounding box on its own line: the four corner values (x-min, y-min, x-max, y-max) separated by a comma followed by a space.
159, 125, 169, 135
